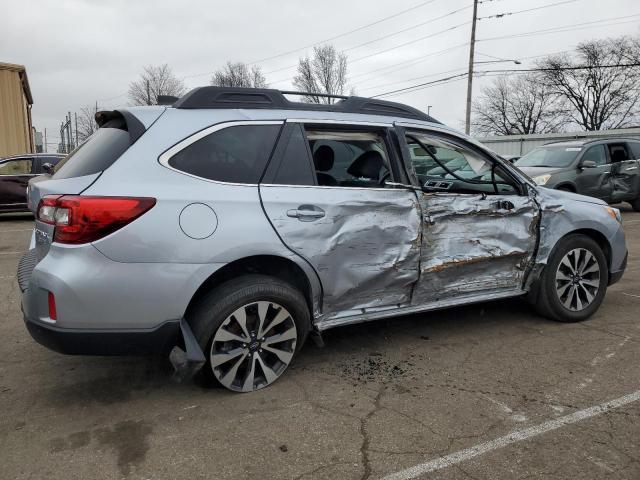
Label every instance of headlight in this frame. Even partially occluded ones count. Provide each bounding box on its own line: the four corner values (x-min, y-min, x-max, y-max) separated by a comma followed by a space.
533, 174, 551, 185
605, 207, 622, 223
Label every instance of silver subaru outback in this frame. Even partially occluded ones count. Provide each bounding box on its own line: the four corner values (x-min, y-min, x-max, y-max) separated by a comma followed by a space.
19, 87, 627, 392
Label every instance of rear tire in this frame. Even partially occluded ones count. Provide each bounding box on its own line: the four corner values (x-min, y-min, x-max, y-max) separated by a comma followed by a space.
534, 234, 608, 322
630, 198, 640, 212
556, 185, 574, 192
188, 274, 310, 392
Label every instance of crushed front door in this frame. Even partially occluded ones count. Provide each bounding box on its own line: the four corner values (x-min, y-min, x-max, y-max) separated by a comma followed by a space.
396, 126, 539, 305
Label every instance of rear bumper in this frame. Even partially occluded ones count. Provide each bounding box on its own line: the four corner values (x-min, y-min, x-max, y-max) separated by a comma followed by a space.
24, 316, 181, 355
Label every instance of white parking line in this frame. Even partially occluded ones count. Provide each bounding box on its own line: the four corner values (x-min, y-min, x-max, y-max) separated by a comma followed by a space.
623, 292, 640, 299
0, 228, 33, 233
382, 389, 640, 480
0, 251, 25, 255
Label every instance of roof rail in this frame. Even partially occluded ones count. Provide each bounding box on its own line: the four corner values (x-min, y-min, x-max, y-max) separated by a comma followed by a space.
171, 86, 439, 123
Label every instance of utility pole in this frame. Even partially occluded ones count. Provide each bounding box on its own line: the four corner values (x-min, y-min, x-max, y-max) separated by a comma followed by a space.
44, 128, 47, 153
465, 0, 479, 135
74, 112, 78, 146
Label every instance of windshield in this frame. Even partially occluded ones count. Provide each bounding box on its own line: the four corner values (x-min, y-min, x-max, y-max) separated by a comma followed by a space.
515, 146, 582, 168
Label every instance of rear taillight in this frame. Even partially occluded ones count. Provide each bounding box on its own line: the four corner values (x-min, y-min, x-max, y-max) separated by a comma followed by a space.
37, 195, 156, 244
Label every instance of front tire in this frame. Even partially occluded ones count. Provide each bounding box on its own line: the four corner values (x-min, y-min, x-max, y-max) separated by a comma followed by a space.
188, 275, 310, 392
534, 234, 608, 322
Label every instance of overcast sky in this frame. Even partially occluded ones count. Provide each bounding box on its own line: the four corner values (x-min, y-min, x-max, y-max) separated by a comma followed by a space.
1, 0, 639, 148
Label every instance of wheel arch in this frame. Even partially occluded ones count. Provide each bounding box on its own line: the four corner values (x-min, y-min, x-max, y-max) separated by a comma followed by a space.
184, 255, 317, 323
566, 228, 612, 273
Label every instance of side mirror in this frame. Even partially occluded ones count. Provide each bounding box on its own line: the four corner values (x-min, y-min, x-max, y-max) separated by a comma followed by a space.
580, 160, 597, 169
42, 163, 54, 175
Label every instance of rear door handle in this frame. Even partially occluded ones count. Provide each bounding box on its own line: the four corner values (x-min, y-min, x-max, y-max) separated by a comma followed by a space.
286, 205, 325, 221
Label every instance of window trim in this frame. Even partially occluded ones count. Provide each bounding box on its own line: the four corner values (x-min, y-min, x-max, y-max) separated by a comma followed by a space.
157, 120, 284, 186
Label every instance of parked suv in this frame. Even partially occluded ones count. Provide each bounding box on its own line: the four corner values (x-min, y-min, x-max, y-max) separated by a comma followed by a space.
514, 139, 640, 210
0, 153, 64, 213
19, 88, 627, 392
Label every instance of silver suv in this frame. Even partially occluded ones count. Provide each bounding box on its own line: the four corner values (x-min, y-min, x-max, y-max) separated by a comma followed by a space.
19, 87, 628, 392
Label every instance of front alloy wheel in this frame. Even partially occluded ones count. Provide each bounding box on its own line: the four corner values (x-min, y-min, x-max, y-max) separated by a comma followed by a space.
555, 248, 601, 311
210, 301, 297, 392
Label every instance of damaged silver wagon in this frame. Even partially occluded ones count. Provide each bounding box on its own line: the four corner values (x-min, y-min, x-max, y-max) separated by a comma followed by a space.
19, 87, 627, 392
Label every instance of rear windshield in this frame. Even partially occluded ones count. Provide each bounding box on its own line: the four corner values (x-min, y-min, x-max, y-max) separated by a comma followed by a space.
515, 146, 581, 168
53, 120, 131, 179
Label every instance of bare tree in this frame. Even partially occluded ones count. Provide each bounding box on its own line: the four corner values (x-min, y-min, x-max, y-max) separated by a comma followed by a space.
472, 75, 567, 136
211, 62, 267, 88
293, 45, 349, 103
537, 37, 640, 130
76, 103, 101, 142
128, 64, 186, 106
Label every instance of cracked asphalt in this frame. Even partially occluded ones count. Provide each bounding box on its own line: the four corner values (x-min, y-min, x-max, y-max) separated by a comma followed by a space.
1, 206, 639, 480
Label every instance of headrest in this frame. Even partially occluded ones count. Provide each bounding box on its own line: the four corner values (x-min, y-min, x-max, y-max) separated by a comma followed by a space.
347, 151, 383, 179
313, 145, 334, 172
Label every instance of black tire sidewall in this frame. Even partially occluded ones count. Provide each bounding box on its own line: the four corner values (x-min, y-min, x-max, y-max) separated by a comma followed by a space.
188, 275, 310, 382
542, 235, 608, 322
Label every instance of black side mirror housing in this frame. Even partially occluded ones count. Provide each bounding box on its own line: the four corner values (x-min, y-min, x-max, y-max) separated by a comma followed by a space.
580, 160, 597, 169
42, 163, 55, 175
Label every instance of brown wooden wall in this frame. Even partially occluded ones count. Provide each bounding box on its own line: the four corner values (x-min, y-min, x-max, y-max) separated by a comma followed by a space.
0, 68, 34, 157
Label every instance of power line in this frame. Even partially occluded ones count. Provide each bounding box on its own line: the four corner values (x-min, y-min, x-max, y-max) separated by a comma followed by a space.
371, 62, 640, 98
246, 0, 441, 66
265, 14, 471, 79
360, 67, 469, 92
478, 14, 640, 41
343, 5, 472, 52
269, 42, 470, 87
477, 0, 578, 20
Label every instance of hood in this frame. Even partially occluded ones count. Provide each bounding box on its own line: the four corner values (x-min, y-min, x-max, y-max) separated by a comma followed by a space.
536, 185, 607, 206
516, 166, 564, 178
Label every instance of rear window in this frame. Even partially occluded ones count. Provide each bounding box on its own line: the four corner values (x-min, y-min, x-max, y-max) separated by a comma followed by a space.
168, 124, 281, 183
53, 120, 131, 179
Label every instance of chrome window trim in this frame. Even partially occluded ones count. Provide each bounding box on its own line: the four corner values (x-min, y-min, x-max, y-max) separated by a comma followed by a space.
286, 118, 392, 128
157, 120, 285, 186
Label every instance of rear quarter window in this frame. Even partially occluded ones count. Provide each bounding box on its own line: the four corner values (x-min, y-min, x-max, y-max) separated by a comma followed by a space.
53, 119, 131, 179
629, 141, 640, 159
167, 124, 282, 183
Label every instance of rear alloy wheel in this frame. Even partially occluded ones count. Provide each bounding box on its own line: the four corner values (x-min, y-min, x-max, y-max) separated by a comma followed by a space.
188, 274, 309, 392
210, 301, 297, 392
534, 234, 608, 322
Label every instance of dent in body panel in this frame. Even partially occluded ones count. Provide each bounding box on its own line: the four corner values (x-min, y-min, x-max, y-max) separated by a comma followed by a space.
260, 186, 421, 315
414, 193, 538, 303
525, 187, 626, 288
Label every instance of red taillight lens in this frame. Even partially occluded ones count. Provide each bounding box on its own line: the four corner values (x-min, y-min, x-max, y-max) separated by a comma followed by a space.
37, 195, 156, 244
48, 291, 57, 321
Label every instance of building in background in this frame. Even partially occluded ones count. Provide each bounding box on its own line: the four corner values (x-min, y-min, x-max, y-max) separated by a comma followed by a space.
0, 62, 34, 157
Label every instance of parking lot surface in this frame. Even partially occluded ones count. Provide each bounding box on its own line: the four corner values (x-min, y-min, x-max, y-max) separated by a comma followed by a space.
1, 208, 639, 480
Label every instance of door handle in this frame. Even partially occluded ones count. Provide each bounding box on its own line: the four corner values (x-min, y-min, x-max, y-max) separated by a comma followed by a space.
286, 205, 325, 221
496, 200, 515, 210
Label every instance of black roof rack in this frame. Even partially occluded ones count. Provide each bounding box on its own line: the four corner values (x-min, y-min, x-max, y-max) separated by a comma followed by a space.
171, 87, 439, 123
